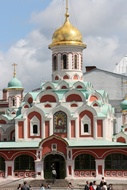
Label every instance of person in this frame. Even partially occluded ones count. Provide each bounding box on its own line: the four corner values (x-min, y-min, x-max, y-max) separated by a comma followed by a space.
101, 182, 107, 190
51, 163, 55, 169
47, 183, 51, 189
100, 177, 105, 188
29, 185, 32, 190
84, 181, 89, 190
67, 182, 73, 189
40, 183, 45, 190
107, 184, 113, 190
92, 181, 97, 190
89, 182, 94, 190
17, 184, 22, 190
21, 181, 30, 190
96, 185, 101, 190
52, 168, 57, 184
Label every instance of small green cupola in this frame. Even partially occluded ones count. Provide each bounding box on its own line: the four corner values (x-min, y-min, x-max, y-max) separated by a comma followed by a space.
7, 77, 23, 88
6, 63, 23, 90
120, 99, 127, 110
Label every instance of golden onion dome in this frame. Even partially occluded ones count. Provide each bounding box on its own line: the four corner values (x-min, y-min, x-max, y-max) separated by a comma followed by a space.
49, 12, 86, 48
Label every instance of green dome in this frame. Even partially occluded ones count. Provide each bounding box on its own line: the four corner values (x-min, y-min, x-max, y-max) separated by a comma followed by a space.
8, 77, 23, 88
120, 99, 127, 110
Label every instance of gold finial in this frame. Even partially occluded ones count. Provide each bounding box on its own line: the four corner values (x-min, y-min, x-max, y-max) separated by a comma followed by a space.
65, 0, 69, 21
12, 63, 17, 77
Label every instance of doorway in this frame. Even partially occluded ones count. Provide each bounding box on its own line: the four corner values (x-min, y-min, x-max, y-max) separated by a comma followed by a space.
44, 154, 66, 179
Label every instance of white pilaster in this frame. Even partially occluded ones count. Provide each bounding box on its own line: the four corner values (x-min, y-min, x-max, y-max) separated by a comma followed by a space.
5, 160, 14, 178
35, 160, 44, 179
75, 118, 79, 139
95, 159, 105, 177
94, 117, 97, 139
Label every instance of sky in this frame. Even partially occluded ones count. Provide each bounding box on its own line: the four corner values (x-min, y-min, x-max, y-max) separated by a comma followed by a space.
0, 0, 127, 93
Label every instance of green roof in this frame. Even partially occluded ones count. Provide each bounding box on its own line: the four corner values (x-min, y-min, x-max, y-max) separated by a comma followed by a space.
0, 141, 39, 149
2, 114, 14, 120
55, 90, 67, 100
65, 139, 127, 147
0, 139, 125, 149
27, 91, 40, 101
8, 77, 23, 88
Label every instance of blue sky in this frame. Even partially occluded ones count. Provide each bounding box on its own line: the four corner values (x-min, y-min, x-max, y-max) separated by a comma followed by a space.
0, 0, 51, 50
0, 0, 127, 92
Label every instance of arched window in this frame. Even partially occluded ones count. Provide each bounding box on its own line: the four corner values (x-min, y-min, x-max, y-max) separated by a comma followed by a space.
30, 116, 40, 136
53, 111, 67, 133
12, 98, 15, 106
33, 124, 38, 134
81, 115, 91, 135
62, 54, 67, 69
0, 156, 5, 171
84, 124, 88, 133
105, 153, 127, 169
75, 154, 95, 169
14, 155, 35, 170
74, 54, 78, 69
53, 55, 57, 71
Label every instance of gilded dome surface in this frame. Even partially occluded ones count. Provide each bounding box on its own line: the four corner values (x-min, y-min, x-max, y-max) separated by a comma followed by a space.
49, 17, 86, 48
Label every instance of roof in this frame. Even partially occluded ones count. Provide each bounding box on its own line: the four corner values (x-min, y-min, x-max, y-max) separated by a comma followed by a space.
0, 141, 39, 149
83, 68, 127, 79
113, 55, 127, 75
0, 139, 125, 149
7, 77, 23, 89
65, 139, 127, 147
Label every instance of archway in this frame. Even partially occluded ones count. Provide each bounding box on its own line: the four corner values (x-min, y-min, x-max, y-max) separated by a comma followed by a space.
44, 154, 66, 179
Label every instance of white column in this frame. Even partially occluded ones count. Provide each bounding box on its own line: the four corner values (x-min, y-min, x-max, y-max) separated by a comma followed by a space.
95, 159, 105, 177
58, 54, 61, 71
66, 160, 74, 179
66, 148, 74, 179
5, 161, 14, 178
94, 117, 97, 139
49, 118, 53, 135
67, 118, 71, 139
24, 118, 27, 140
35, 160, 44, 179
103, 119, 106, 139
15, 120, 18, 141
75, 118, 79, 139
42, 119, 45, 139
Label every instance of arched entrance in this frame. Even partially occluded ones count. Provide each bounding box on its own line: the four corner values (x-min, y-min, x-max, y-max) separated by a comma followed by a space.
44, 154, 66, 179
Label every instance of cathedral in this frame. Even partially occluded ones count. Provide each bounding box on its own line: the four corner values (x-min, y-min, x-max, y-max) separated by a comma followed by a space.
0, 1, 127, 180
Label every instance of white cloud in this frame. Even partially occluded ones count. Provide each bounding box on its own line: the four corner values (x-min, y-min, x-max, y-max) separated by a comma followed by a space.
0, 0, 127, 93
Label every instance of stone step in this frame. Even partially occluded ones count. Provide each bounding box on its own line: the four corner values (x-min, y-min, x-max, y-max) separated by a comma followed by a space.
0, 179, 127, 190
29, 179, 69, 187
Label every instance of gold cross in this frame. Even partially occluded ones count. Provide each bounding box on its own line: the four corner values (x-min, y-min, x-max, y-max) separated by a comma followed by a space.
65, 0, 69, 20
12, 63, 17, 77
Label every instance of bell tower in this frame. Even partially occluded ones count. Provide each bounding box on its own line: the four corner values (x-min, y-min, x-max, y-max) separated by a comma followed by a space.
49, 0, 86, 82
6, 63, 24, 109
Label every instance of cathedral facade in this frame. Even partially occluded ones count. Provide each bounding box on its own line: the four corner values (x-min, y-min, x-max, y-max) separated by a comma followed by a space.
0, 2, 127, 180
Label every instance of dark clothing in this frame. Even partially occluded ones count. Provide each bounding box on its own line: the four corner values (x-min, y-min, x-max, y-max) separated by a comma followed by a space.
84, 184, 89, 190
21, 185, 29, 190
52, 169, 57, 183
100, 181, 104, 187
96, 186, 101, 190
